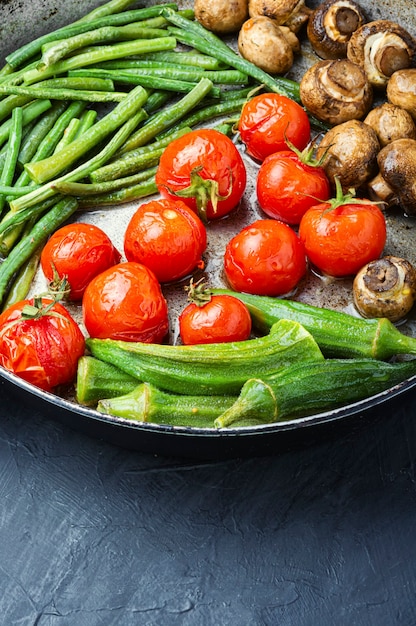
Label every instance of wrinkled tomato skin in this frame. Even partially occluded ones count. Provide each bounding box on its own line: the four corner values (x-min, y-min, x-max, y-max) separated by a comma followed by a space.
256, 150, 331, 224
41, 223, 121, 300
82, 262, 169, 343
0, 299, 85, 392
238, 93, 311, 162
155, 128, 247, 220
224, 219, 307, 296
299, 202, 387, 277
179, 295, 252, 345
124, 199, 207, 283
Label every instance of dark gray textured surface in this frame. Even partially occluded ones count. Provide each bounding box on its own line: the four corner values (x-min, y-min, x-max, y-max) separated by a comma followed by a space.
1, 378, 416, 626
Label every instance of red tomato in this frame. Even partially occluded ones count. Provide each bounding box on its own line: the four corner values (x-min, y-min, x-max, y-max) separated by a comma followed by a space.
256, 149, 331, 225
238, 93, 311, 162
0, 297, 85, 392
299, 195, 387, 277
41, 223, 121, 300
155, 128, 247, 221
82, 262, 169, 343
224, 219, 307, 296
179, 285, 252, 345
124, 198, 207, 283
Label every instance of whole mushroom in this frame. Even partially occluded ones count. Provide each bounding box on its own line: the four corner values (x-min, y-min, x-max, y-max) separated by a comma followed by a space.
387, 68, 416, 120
248, 0, 311, 33
307, 0, 367, 60
194, 0, 249, 34
347, 20, 416, 88
353, 255, 416, 322
368, 138, 416, 215
316, 119, 380, 191
364, 102, 416, 146
300, 58, 373, 125
238, 16, 300, 74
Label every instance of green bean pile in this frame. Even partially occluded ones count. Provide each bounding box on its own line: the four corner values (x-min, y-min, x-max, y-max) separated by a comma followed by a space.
0, 0, 307, 310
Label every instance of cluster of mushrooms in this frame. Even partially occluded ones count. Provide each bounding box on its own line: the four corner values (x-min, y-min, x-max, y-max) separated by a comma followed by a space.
194, 0, 416, 321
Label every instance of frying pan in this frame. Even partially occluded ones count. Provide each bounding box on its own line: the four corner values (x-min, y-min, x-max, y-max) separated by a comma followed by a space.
0, 0, 416, 460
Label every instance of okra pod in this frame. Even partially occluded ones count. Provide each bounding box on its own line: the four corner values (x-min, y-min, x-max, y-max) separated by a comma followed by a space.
97, 382, 237, 428
212, 289, 416, 360
214, 358, 416, 428
76, 356, 139, 406
86, 319, 324, 396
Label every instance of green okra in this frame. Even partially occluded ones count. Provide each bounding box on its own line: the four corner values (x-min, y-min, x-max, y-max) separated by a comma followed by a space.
212, 289, 416, 360
86, 319, 324, 396
214, 358, 416, 428
76, 356, 139, 406
96, 382, 237, 428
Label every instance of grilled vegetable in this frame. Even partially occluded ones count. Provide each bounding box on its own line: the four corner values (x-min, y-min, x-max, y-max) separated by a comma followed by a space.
86, 319, 324, 396
211, 289, 416, 360
214, 358, 416, 428
76, 356, 138, 406
97, 382, 237, 427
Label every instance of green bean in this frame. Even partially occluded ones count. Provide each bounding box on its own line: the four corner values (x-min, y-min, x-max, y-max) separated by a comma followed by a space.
1, 245, 42, 310
52, 118, 82, 154
23, 37, 177, 85
10, 106, 149, 212
0, 107, 23, 215
0, 99, 52, 149
32, 76, 116, 92
0, 197, 60, 240
0, 184, 34, 197
75, 0, 139, 24
6, 5, 178, 69
52, 166, 158, 195
91, 126, 192, 182
75, 177, 158, 208
68, 69, 220, 96
116, 76, 213, 155
143, 90, 172, 114
39, 25, 171, 69
72, 109, 98, 139
139, 50, 226, 70
24, 85, 148, 184
70, 66, 248, 84
0, 83, 127, 103
17, 101, 66, 166
0, 94, 33, 124
0, 196, 78, 305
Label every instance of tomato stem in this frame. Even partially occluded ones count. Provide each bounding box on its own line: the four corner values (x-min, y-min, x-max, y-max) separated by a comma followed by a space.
184, 277, 212, 307
167, 165, 232, 223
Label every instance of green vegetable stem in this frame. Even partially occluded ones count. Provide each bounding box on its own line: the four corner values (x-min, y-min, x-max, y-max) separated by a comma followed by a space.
86, 319, 324, 396
214, 358, 416, 428
212, 289, 416, 360
96, 382, 237, 428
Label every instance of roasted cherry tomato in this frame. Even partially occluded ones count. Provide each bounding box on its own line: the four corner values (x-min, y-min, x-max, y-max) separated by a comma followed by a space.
40, 222, 121, 300
124, 198, 207, 283
155, 128, 247, 221
82, 262, 169, 343
0, 296, 85, 392
256, 148, 331, 225
224, 219, 307, 296
238, 93, 311, 162
299, 183, 387, 277
179, 280, 252, 345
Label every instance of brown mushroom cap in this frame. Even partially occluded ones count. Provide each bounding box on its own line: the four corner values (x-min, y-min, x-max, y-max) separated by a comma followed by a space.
347, 20, 416, 87
376, 138, 416, 215
249, 0, 303, 24
387, 69, 416, 120
300, 58, 373, 125
353, 255, 416, 322
194, 0, 249, 34
316, 119, 380, 191
238, 16, 298, 74
307, 0, 367, 60
364, 102, 416, 146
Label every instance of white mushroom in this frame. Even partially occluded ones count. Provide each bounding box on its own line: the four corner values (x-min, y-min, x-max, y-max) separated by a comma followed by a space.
238, 16, 299, 74
364, 102, 416, 146
307, 0, 367, 60
194, 0, 249, 34
248, 0, 310, 33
